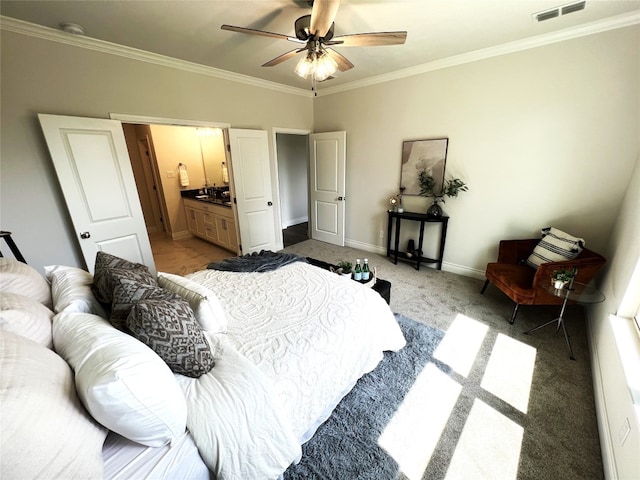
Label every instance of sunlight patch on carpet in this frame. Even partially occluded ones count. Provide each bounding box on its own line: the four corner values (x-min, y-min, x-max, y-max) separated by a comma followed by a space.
378, 363, 462, 480
445, 399, 523, 480
434, 314, 488, 377
481, 333, 537, 413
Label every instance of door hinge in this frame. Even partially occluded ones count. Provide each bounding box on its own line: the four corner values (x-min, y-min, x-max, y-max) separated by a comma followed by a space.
226, 144, 231, 152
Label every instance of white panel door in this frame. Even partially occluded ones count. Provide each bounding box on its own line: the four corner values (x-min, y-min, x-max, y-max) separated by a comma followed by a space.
38, 114, 155, 274
228, 129, 277, 254
309, 131, 346, 246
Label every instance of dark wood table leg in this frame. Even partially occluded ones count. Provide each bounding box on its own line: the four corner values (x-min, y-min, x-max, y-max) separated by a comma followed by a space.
393, 215, 401, 265
437, 218, 448, 270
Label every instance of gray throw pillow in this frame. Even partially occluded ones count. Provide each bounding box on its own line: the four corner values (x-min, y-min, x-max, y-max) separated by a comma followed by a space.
92, 251, 154, 305
109, 276, 172, 328
126, 298, 215, 378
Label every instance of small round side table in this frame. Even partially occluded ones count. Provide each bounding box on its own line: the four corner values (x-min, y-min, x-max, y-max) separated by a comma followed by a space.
524, 282, 605, 360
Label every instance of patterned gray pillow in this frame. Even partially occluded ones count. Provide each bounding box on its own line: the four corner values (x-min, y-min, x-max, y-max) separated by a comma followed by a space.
110, 279, 176, 329
126, 298, 215, 378
92, 251, 154, 305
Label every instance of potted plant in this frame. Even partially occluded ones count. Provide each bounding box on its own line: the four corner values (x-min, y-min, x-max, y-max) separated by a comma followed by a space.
551, 268, 575, 289
336, 261, 353, 278
418, 171, 468, 217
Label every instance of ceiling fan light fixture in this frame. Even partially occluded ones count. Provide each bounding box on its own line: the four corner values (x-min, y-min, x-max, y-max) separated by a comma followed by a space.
295, 52, 316, 79
314, 51, 338, 82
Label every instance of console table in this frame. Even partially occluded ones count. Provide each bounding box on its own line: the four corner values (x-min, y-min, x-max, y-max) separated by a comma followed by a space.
386, 211, 449, 270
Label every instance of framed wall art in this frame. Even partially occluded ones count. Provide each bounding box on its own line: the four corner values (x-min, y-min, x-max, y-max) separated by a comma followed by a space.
400, 138, 449, 195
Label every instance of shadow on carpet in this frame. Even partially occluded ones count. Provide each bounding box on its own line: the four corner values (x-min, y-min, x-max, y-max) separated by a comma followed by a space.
283, 314, 450, 480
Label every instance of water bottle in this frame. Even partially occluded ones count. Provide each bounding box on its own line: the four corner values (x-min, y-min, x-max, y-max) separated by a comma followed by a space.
353, 259, 362, 281
362, 259, 370, 281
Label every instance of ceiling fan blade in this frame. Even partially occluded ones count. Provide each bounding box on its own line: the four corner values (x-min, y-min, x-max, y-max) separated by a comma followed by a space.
262, 48, 305, 67
221, 24, 302, 43
325, 48, 354, 72
331, 31, 407, 47
309, 0, 340, 38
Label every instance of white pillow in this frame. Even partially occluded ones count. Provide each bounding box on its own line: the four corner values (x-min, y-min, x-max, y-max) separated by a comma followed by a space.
0, 329, 107, 479
44, 265, 106, 316
526, 227, 585, 268
157, 272, 228, 334
52, 311, 188, 447
0, 292, 54, 348
0, 258, 52, 308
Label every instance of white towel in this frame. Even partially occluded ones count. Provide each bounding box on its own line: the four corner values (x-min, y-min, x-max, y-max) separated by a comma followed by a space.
179, 165, 189, 187
222, 164, 229, 184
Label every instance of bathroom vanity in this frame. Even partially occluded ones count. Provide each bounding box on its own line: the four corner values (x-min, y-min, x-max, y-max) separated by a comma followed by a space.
183, 192, 238, 254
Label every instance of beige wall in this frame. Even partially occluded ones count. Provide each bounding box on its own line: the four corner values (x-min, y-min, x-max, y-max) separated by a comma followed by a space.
148, 124, 207, 236
311, 25, 640, 477
313, 25, 640, 277
0, 30, 312, 270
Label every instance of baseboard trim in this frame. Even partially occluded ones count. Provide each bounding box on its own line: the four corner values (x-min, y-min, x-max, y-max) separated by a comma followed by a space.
344, 238, 387, 255
342, 240, 486, 280
171, 230, 192, 241
442, 262, 485, 280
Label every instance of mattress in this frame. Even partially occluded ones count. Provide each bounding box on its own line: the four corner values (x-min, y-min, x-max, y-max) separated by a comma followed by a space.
187, 261, 406, 441
103, 431, 211, 480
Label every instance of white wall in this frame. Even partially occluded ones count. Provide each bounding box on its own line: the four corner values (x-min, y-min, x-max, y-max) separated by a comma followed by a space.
0, 30, 313, 271
588, 153, 640, 479
313, 25, 639, 278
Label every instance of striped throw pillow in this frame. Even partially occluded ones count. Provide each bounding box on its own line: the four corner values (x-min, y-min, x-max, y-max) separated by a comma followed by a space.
526, 227, 585, 268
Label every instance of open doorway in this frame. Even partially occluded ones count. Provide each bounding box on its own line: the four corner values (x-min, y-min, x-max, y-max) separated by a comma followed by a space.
121, 122, 235, 274
276, 132, 310, 248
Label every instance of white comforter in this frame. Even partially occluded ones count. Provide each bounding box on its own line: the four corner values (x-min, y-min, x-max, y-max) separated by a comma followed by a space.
183, 261, 406, 479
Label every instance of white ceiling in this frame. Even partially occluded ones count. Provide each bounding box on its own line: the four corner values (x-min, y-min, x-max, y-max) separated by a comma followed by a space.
2, 0, 639, 91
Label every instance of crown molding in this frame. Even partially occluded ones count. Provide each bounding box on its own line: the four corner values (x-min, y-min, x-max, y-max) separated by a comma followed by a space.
2, 10, 638, 99
318, 9, 640, 97
0, 16, 313, 98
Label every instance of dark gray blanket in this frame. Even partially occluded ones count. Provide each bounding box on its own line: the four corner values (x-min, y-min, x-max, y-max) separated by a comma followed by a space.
207, 250, 308, 272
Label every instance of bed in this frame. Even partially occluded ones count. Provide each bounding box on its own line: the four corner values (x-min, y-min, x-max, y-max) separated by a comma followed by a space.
0, 253, 405, 479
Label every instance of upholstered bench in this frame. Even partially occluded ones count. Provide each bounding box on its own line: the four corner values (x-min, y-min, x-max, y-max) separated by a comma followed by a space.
306, 257, 391, 305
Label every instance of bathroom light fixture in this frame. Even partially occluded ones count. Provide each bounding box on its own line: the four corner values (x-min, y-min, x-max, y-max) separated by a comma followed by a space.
196, 128, 222, 137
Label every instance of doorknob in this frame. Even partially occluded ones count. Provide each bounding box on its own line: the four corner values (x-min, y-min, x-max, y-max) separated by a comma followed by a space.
80, 232, 91, 239
337, 196, 345, 201
267, 201, 273, 206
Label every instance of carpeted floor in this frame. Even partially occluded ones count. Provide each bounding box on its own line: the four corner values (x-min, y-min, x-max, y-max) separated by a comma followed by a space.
284, 314, 448, 480
282, 239, 603, 480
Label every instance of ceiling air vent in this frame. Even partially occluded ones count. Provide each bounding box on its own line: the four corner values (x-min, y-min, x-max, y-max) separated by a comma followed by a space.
534, 1, 586, 22
561, 1, 586, 15
535, 8, 560, 22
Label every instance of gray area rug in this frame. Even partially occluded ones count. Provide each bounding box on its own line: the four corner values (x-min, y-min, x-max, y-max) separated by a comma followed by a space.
283, 314, 449, 480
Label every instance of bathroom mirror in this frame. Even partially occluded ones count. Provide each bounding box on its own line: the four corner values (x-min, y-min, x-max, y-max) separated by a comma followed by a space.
197, 128, 228, 187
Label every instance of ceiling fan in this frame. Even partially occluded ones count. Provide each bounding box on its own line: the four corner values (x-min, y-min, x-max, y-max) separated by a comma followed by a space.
221, 0, 407, 84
